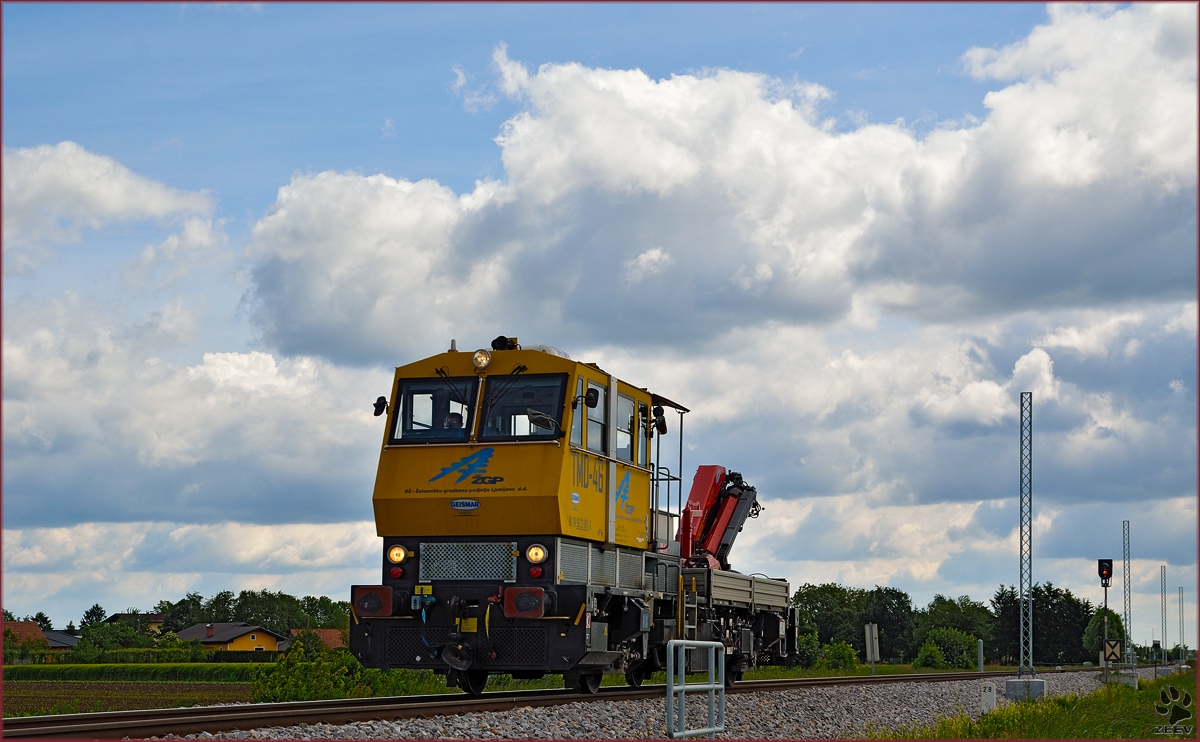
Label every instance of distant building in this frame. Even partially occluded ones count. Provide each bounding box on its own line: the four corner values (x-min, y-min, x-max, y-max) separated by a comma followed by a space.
102, 613, 164, 634
176, 622, 285, 651
289, 628, 346, 650
4, 621, 47, 645
42, 630, 80, 651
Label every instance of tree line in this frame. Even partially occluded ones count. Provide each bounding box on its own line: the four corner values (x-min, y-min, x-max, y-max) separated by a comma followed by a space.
4, 590, 351, 652
791, 582, 1128, 667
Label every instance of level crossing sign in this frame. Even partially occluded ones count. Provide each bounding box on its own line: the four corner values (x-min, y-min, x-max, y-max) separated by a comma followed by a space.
1104, 640, 1122, 662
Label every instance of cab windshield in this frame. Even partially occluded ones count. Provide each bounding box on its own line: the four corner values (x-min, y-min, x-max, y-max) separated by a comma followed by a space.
390, 377, 478, 444
478, 373, 568, 441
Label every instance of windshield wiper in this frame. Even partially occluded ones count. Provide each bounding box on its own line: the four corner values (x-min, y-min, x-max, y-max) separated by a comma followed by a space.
434, 366, 472, 407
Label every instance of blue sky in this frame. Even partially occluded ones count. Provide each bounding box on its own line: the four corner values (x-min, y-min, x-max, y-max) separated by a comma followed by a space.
3, 3, 1196, 649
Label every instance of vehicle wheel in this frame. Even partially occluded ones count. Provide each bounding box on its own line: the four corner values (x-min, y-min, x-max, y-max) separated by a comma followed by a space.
625, 662, 649, 688
724, 670, 742, 688
461, 669, 489, 696
579, 672, 602, 694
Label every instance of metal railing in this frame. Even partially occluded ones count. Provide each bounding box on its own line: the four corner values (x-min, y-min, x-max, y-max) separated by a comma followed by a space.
665, 639, 725, 739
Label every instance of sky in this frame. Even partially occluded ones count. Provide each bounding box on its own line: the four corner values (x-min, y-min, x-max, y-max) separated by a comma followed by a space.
3, 3, 1196, 649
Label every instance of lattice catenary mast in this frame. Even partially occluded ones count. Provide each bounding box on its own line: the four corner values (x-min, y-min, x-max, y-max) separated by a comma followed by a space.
1179, 587, 1186, 664
1161, 565, 1168, 665
1123, 520, 1132, 665
1018, 391, 1034, 677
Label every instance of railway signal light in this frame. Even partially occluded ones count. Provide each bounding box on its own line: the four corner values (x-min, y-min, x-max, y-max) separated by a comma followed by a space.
1099, 559, 1113, 586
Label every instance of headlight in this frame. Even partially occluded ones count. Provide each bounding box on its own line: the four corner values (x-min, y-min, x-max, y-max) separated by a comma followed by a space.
525, 544, 548, 564
472, 349, 492, 370
387, 545, 409, 563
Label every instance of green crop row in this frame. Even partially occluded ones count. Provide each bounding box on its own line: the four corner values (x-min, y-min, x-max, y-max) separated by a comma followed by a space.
2, 663, 259, 682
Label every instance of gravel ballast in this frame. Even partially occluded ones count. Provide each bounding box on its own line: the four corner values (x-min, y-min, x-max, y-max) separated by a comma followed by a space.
169, 667, 1163, 740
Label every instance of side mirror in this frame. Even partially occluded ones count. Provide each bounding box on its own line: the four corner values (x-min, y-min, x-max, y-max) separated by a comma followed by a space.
585, 388, 600, 409
527, 409, 565, 438
373, 396, 389, 417
655, 415, 668, 435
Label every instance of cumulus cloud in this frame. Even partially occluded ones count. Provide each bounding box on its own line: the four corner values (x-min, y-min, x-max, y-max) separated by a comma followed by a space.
125, 216, 230, 289
3, 142, 214, 274
2, 521, 377, 627
243, 5, 1196, 367
1034, 311, 1144, 357
2, 292, 389, 525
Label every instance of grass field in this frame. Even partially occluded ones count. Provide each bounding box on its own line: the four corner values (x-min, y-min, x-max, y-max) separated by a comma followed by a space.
2, 682, 252, 717
869, 668, 1197, 739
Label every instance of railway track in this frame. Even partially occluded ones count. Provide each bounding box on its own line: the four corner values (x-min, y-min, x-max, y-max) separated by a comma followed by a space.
3, 669, 1091, 739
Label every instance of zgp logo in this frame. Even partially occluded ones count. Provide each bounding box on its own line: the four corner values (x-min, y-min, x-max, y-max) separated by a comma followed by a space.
430, 448, 504, 485
614, 471, 634, 515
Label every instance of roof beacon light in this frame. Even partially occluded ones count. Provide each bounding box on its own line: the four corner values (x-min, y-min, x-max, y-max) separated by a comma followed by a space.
387, 545, 409, 564
472, 349, 492, 370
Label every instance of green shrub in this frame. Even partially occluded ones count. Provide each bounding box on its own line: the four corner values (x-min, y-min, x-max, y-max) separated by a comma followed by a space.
251, 641, 372, 702
913, 641, 945, 668
61, 647, 194, 664
2, 663, 257, 682
822, 641, 859, 670
793, 632, 820, 669
925, 627, 976, 669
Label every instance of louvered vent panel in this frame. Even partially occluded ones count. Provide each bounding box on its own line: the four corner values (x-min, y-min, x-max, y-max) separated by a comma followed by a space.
419, 541, 517, 581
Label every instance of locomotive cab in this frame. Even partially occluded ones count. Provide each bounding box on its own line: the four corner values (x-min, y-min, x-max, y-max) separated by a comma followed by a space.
349, 337, 793, 695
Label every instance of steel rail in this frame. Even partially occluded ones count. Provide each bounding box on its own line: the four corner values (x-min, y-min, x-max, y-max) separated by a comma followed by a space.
2, 668, 1094, 739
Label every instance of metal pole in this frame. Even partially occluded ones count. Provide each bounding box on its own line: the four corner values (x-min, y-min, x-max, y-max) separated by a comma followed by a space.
1123, 521, 1132, 668
1103, 584, 1109, 684
1180, 587, 1186, 668
677, 410, 685, 517
1018, 392, 1034, 677
1161, 565, 1167, 674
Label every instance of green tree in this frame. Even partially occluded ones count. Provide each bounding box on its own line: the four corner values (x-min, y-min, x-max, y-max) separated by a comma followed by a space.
233, 590, 308, 636
24, 612, 53, 632
64, 620, 78, 636
791, 583, 868, 651
79, 621, 154, 650
1032, 582, 1092, 665
858, 586, 915, 662
924, 626, 978, 669
1082, 607, 1125, 659
202, 591, 237, 623
914, 594, 993, 651
158, 593, 205, 633
990, 585, 1020, 664
299, 595, 352, 629
3, 609, 16, 622
81, 603, 107, 627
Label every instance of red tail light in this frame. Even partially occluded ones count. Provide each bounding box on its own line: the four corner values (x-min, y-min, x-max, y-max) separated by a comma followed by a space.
529, 565, 543, 578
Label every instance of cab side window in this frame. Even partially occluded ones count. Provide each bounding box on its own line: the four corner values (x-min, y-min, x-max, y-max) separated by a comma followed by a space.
570, 377, 584, 447
616, 394, 635, 462
586, 382, 607, 454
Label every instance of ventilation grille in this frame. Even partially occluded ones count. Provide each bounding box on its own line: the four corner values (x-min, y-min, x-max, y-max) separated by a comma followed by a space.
618, 550, 644, 589
419, 541, 517, 581
558, 540, 589, 583
591, 548, 617, 586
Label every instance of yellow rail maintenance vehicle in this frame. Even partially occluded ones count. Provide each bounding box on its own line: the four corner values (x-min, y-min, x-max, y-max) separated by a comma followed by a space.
350, 336, 800, 695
